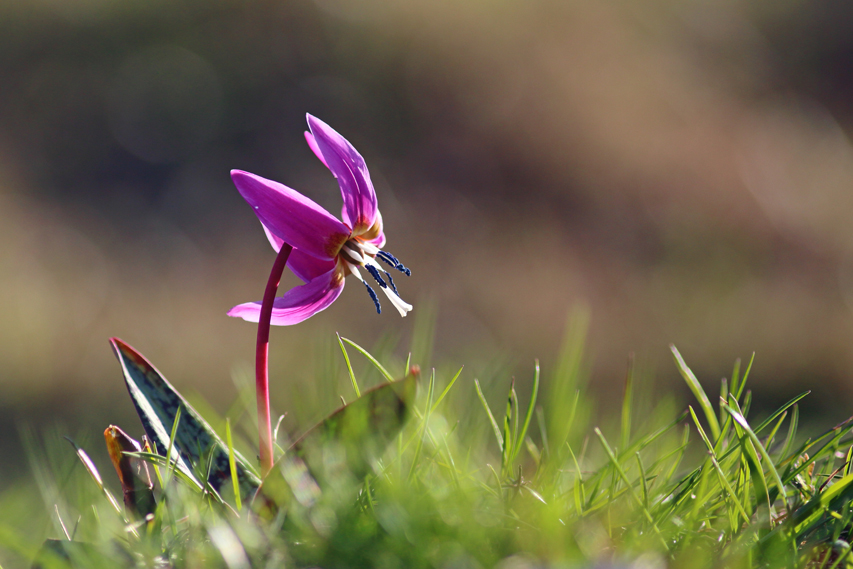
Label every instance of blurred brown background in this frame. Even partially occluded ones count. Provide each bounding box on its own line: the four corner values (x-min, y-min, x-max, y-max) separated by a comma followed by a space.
3, 0, 853, 484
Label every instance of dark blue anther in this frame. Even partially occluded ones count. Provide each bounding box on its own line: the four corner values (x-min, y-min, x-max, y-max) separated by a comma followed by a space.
377, 250, 399, 265
365, 265, 388, 288
377, 250, 412, 276
384, 271, 399, 294
363, 282, 381, 314
376, 251, 397, 268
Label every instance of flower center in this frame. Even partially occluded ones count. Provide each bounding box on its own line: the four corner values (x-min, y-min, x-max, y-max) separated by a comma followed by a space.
337, 238, 412, 317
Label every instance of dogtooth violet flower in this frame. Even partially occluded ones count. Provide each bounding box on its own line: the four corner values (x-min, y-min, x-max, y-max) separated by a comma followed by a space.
228, 114, 412, 325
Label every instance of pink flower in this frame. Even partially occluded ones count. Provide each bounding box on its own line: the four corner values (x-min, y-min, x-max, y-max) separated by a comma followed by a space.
228, 114, 411, 325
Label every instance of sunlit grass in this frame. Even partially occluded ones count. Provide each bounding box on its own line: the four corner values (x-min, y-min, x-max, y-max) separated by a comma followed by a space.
8, 312, 853, 568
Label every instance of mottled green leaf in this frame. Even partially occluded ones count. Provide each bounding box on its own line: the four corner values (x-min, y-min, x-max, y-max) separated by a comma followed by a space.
290, 370, 417, 472
256, 371, 418, 513
109, 337, 260, 503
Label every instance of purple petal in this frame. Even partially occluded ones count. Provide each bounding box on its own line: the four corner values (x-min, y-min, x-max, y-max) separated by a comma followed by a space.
365, 231, 386, 249
261, 222, 338, 282
288, 249, 336, 283
232, 170, 350, 261
261, 221, 285, 252
304, 132, 329, 168
227, 268, 345, 326
306, 114, 378, 236
344, 207, 385, 249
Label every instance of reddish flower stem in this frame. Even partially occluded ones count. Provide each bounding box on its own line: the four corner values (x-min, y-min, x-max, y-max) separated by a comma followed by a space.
256, 243, 293, 477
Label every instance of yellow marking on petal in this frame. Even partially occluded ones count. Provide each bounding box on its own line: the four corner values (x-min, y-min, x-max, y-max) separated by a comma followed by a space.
325, 231, 352, 259
354, 210, 383, 240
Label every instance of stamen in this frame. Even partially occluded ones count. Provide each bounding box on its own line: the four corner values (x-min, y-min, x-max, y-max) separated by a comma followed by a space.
364, 255, 400, 299
365, 265, 388, 289
346, 260, 380, 313
375, 254, 395, 269
376, 250, 398, 264
384, 271, 398, 294
363, 282, 381, 314
377, 250, 412, 276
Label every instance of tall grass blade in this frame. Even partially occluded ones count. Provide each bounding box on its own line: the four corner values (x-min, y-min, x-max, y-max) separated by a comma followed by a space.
513, 361, 540, 462
340, 337, 395, 382
752, 391, 809, 435
635, 453, 648, 509
547, 308, 589, 457
689, 407, 750, 525
336, 332, 360, 398
67, 438, 125, 519
432, 366, 463, 413
594, 428, 669, 550
730, 358, 741, 401
475, 379, 504, 453
226, 419, 242, 513
409, 369, 435, 481
671, 345, 720, 440
735, 353, 755, 401
622, 354, 634, 450
501, 382, 515, 476
724, 400, 776, 516
566, 442, 584, 514
778, 404, 798, 462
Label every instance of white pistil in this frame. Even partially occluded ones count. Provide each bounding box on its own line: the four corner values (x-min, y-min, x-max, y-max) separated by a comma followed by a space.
345, 261, 364, 281
363, 255, 385, 272
363, 255, 411, 316
340, 245, 365, 264
380, 286, 412, 317
359, 241, 380, 256
343, 246, 412, 318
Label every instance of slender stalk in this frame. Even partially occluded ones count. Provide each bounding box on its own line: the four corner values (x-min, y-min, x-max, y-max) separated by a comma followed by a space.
256, 244, 293, 477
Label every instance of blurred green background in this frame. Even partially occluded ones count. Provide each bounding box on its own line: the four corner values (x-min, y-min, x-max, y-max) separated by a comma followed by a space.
3, 0, 853, 490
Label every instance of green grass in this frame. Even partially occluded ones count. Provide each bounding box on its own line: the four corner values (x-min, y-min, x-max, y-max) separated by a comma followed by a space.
8, 315, 853, 569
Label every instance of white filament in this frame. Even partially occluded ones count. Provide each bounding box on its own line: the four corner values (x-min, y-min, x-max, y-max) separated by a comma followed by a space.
344, 252, 411, 317
381, 286, 412, 317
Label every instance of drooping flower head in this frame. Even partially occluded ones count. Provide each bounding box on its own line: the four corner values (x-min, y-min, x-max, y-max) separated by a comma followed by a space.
228, 114, 412, 325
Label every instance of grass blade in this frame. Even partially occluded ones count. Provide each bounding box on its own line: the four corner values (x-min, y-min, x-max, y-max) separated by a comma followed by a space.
501, 382, 515, 476
688, 407, 750, 525
226, 419, 242, 512
724, 400, 786, 503
66, 438, 125, 518
566, 442, 584, 514
340, 337, 394, 382
622, 354, 634, 450
752, 391, 809, 435
337, 332, 360, 398
475, 379, 504, 453
594, 428, 669, 551
432, 366, 463, 413
671, 345, 720, 441
513, 361, 540, 462
408, 369, 436, 481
